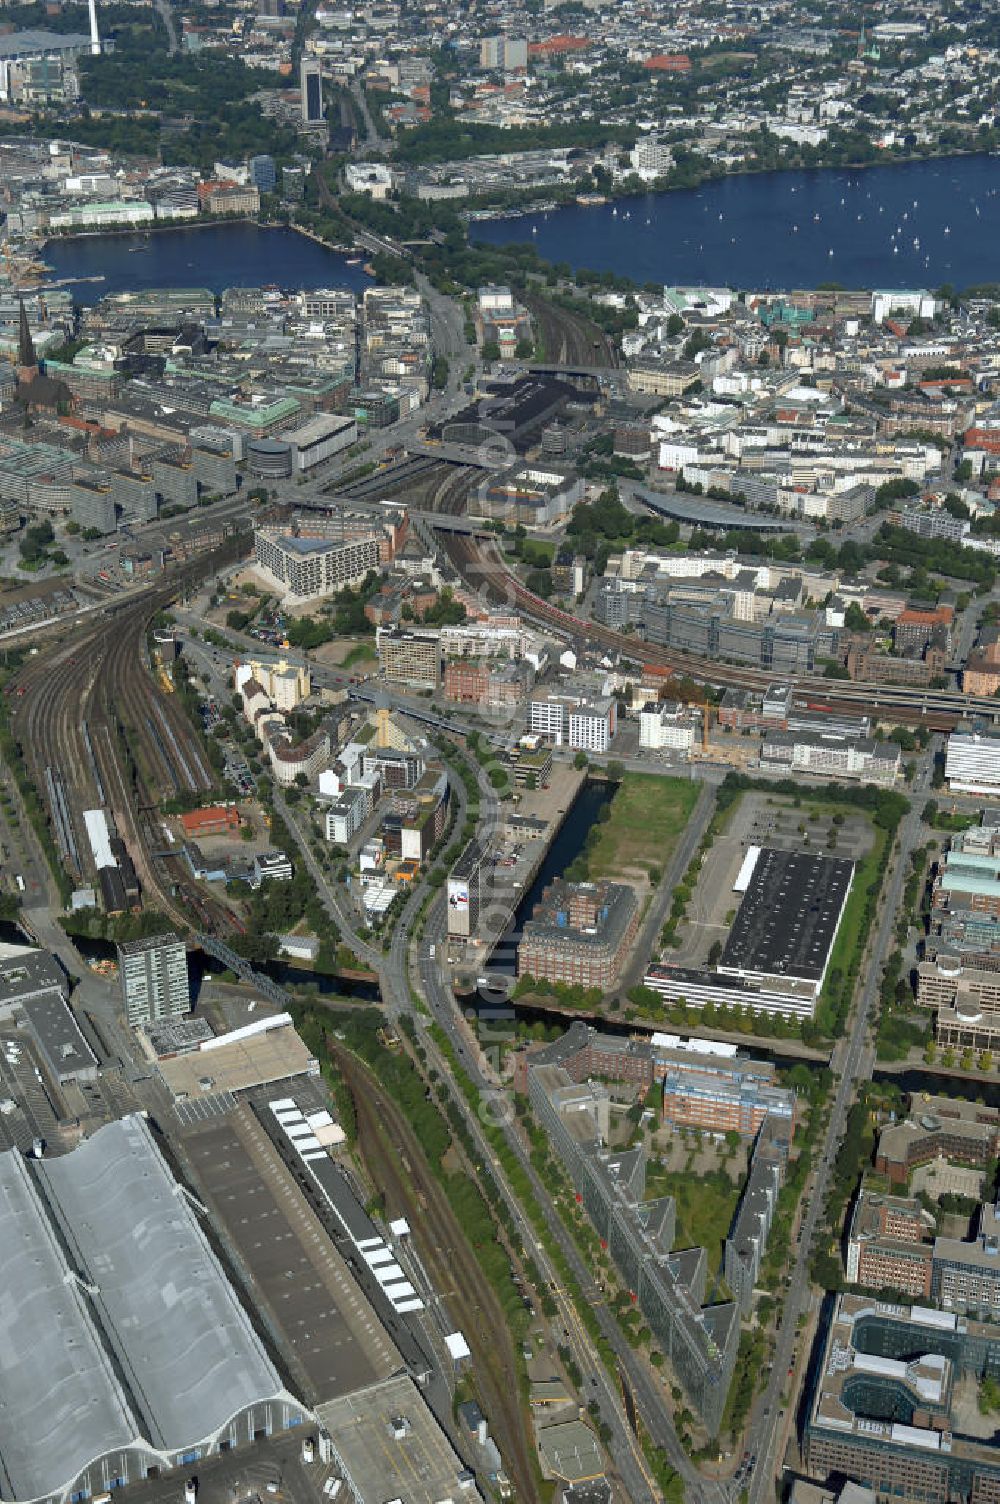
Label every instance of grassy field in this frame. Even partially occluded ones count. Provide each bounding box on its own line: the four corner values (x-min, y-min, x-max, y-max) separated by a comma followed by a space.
585, 773, 699, 880
645, 1164, 740, 1267
815, 821, 887, 1037
342, 641, 377, 668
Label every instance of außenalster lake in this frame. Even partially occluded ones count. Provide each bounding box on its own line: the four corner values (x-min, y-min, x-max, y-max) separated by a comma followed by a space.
44, 221, 371, 303
472, 152, 1000, 290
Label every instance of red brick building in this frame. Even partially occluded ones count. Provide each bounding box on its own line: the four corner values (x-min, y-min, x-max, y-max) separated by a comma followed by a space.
518, 879, 639, 989
179, 806, 241, 838
845, 1188, 935, 1297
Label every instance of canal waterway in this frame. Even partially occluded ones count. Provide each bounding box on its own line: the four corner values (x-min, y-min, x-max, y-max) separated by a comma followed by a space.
43, 222, 371, 303
873, 1064, 1000, 1111
472, 152, 1000, 290
483, 777, 614, 980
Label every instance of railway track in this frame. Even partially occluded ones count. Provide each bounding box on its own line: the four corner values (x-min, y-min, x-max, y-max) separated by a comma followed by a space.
332, 1042, 541, 1504
440, 529, 989, 731
430, 464, 477, 516
336, 455, 442, 500
10, 537, 249, 932
521, 290, 618, 369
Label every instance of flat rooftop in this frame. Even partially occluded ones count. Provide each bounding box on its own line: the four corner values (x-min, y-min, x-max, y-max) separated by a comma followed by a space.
0, 947, 65, 1006
0, 28, 91, 55
317, 1375, 482, 1504
176, 1104, 400, 1406
719, 847, 854, 987
808, 1294, 1000, 1473
20, 992, 96, 1080
281, 533, 346, 555
537, 1419, 605, 1483
142, 1016, 214, 1058
850, 1188, 934, 1245
877, 1093, 1000, 1164
157, 1018, 317, 1098
523, 879, 637, 951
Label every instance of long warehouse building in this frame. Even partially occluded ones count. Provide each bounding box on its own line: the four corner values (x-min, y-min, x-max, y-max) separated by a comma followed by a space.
0, 1114, 309, 1504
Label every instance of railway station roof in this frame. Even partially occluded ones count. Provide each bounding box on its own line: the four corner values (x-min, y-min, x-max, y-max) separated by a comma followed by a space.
631, 484, 792, 531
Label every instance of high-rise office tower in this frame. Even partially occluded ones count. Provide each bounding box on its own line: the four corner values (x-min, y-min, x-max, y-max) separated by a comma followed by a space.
300, 57, 324, 124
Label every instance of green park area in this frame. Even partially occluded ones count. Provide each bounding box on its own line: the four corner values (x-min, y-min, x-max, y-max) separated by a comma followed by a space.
577, 773, 699, 882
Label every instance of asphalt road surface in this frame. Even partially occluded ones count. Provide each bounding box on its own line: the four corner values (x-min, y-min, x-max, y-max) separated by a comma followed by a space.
746, 748, 935, 1504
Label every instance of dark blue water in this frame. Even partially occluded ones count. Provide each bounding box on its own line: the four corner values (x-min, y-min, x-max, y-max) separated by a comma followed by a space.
44, 222, 371, 303
472, 153, 1000, 289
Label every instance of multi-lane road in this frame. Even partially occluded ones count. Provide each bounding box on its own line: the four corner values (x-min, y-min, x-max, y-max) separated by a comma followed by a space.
745, 746, 936, 1504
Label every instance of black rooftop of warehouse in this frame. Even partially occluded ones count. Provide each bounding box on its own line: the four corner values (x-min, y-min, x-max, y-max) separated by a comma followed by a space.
719, 847, 854, 985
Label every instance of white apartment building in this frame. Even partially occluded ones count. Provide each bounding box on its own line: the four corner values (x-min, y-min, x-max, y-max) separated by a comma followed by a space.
639, 702, 697, 754
48, 199, 154, 230
569, 699, 617, 754
629, 134, 674, 183
658, 440, 701, 472
343, 162, 394, 198
267, 729, 331, 787
946, 731, 1000, 796
872, 289, 938, 326
117, 934, 188, 1027
254, 526, 380, 604
440, 623, 527, 659
285, 414, 357, 472
528, 694, 573, 744
252, 851, 294, 886
325, 786, 369, 845
762, 730, 901, 786
236, 659, 311, 713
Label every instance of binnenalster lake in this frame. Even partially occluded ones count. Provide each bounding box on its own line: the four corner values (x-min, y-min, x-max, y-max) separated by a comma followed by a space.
43, 221, 372, 303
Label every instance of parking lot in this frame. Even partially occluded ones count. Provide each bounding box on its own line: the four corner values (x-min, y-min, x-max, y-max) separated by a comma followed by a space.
194, 694, 258, 798
223, 746, 257, 797
0, 1026, 65, 1153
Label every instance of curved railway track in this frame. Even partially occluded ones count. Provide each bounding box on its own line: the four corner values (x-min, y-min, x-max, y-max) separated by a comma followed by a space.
430, 464, 476, 516
440, 530, 990, 731
11, 539, 249, 933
